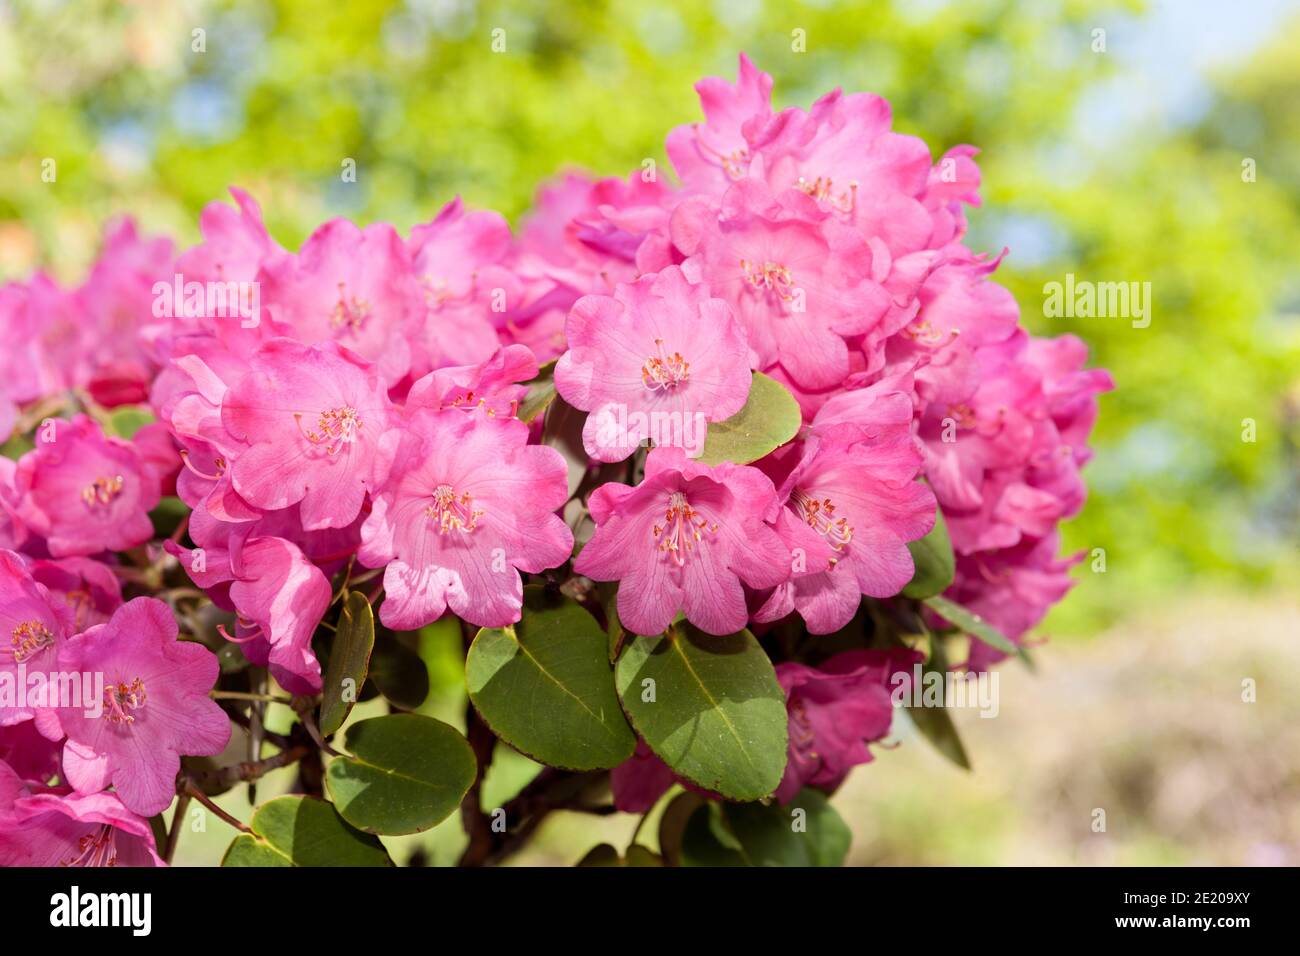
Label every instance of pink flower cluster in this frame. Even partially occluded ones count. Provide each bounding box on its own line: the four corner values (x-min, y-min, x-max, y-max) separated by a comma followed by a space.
0, 54, 1110, 849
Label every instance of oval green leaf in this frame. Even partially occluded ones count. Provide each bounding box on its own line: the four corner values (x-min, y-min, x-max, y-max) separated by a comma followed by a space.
325, 713, 477, 835
220, 795, 391, 867
923, 594, 1018, 656
902, 504, 955, 599
517, 359, 557, 424
318, 591, 375, 737
679, 789, 851, 867
466, 587, 636, 771
369, 627, 429, 710
696, 371, 801, 466
614, 624, 788, 801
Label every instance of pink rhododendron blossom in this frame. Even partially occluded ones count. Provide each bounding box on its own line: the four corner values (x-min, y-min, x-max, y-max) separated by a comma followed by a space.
756, 429, 935, 634
54, 597, 230, 816
0, 721, 61, 783
0, 549, 76, 726
28, 556, 123, 632
671, 183, 890, 390
407, 198, 517, 374
774, 648, 921, 803
14, 415, 161, 558
555, 265, 751, 462
666, 53, 773, 193
222, 339, 397, 530
258, 219, 422, 384
576, 447, 790, 636
0, 761, 163, 866
359, 409, 572, 630
609, 740, 680, 814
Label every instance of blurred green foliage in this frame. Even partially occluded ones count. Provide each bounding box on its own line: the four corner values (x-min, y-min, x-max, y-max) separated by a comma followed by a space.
2, 0, 1297, 631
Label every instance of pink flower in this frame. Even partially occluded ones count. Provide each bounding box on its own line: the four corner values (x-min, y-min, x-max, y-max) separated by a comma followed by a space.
175, 187, 283, 286
15, 415, 161, 558
406, 343, 539, 419
407, 198, 515, 374
28, 556, 123, 632
941, 533, 1081, 671
359, 409, 572, 630
0, 549, 76, 726
609, 740, 680, 814
0, 722, 61, 783
666, 52, 774, 193
76, 219, 174, 407
258, 219, 422, 384
227, 537, 331, 694
54, 597, 230, 817
755, 429, 936, 634
0, 762, 163, 866
555, 265, 752, 462
575, 447, 789, 636
671, 182, 890, 390
774, 648, 921, 802
222, 339, 397, 530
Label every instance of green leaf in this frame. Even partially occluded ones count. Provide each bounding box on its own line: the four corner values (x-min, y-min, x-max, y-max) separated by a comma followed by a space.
318, 591, 375, 737
902, 505, 955, 599
696, 371, 801, 466
325, 714, 477, 835
148, 496, 189, 539
679, 789, 851, 867
614, 623, 788, 801
466, 587, 636, 771
220, 795, 391, 867
106, 405, 155, 439
540, 395, 589, 500
923, 594, 1018, 656
576, 843, 665, 866
905, 632, 971, 770
517, 360, 557, 424
369, 627, 430, 710
657, 791, 705, 867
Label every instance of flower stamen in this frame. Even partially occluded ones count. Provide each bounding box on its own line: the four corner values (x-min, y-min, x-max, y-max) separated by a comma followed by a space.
641, 338, 690, 391
294, 407, 362, 455
739, 259, 796, 301
652, 492, 718, 567
792, 489, 854, 557
426, 484, 483, 534
103, 677, 147, 725
11, 620, 55, 664
80, 475, 124, 510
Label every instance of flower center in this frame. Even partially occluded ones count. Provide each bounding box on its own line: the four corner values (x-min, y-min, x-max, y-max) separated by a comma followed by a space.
641, 338, 690, 391
330, 282, 371, 332
902, 318, 960, 348
797, 175, 858, 215
947, 403, 976, 429
792, 489, 854, 558
179, 450, 226, 481
295, 406, 362, 455
61, 824, 118, 868
739, 259, 796, 301
426, 484, 483, 534
80, 475, 124, 510
652, 492, 718, 567
697, 138, 749, 180
103, 677, 147, 725
11, 620, 56, 664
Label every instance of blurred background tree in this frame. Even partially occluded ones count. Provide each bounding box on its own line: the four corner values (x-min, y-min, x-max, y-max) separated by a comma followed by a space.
2, 0, 1297, 864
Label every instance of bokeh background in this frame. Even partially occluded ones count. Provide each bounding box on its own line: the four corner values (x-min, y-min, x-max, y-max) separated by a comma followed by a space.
3, 0, 1297, 865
